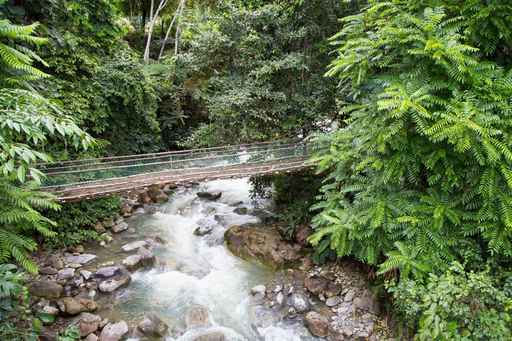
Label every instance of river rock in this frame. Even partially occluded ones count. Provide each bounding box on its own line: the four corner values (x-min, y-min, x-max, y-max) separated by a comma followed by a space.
304, 311, 329, 337
29, 281, 63, 299
353, 292, 379, 314
185, 305, 210, 329
193, 331, 226, 341
99, 321, 129, 341
95, 266, 121, 278
84, 334, 99, 341
233, 207, 248, 215
197, 191, 222, 201
78, 312, 102, 337
39, 266, 58, 275
48, 255, 64, 270
65, 254, 97, 265
122, 240, 148, 252
289, 293, 310, 313
58, 268, 75, 280
251, 285, 266, 300
120, 201, 133, 217
326, 296, 341, 307
58, 297, 97, 315
304, 276, 328, 296
94, 222, 106, 233
194, 225, 214, 236
111, 221, 128, 233
80, 270, 93, 280
137, 313, 168, 337
122, 254, 143, 271
224, 224, 301, 268
98, 271, 131, 293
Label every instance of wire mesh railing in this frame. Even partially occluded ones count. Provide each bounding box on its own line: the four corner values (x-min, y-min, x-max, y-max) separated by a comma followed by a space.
40, 140, 323, 189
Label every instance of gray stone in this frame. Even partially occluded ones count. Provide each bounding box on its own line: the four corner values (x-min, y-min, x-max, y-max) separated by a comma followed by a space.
121, 240, 148, 252
48, 255, 64, 270
122, 254, 143, 271
99, 321, 129, 341
192, 331, 226, 341
290, 293, 310, 313
194, 225, 214, 236
344, 289, 355, 302
233, 207, 248, 215
276, 292, 285, 306
137, 313, 169, 337
95, 266, 121, 278
111, 222, 128, 233
58, 268, 75, 280
98, 273, 131, 293
251, 285, 266, 296
78, 312, 102, 337
80, 270, 93, 280
29, 281, 63, 299
41, 305, 59, 316
65, 254, 97, 265
326, 296, 341, 307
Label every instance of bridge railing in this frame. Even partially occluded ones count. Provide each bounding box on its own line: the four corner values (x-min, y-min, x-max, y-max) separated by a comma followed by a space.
40, 140, 323, 189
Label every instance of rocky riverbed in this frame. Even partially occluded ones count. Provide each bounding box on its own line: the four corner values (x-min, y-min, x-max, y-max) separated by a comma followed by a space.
28, 179, 393, 340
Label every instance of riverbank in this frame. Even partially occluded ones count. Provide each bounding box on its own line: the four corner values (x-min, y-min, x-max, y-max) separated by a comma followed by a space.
27, 179, 393, 340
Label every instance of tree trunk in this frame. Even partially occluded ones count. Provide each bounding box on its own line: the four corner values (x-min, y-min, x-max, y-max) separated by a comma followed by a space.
143, 0, 169, 63
158, 0, 185, 60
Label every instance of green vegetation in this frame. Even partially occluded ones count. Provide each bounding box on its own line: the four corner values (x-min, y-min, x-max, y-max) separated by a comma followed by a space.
1, 0, 512, 339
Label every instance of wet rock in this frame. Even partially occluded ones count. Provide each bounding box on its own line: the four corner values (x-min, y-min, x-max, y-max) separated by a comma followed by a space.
99, 321, 129, 341
325, 282, 343, 298
197, 191, 222, 201
185, 305, 210, 329
193, 331, 226, 341
304, 276, 328, 296
304, 311, 329, 337
29, 281, 63, 299
98, 269, 131, 293
233, 207, 248, 215
111, 221, 128, 233
353, 293, 379, 314
58, 297, 97, 315
122, 255, 143, 271
251, 285, 266, 300
65, 253, 97, 265
39, 266, 58, 275
194, 225, 214, 236
138, 246, 155, 263
344, 289, 355, 302
137, 313, 168, 337
40, 304, 60, 316
289, 293, 310, 313
95, 266, 121, 278
275, 292, 285, 306
103, 218, 114, 229
224, 224, 301, 268
139, 191, 152, 204
78, 312, 102, 337
58, 268, 75, 280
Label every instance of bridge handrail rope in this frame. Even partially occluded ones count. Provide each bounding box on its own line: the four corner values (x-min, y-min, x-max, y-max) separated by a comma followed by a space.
40, 139, 328, 195
38, 139, 299, 168
41, 143, 305, 178
41, 141, 301, 174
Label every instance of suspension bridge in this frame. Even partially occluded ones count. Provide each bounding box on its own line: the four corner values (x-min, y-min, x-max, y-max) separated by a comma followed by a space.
39, 140, 320, 202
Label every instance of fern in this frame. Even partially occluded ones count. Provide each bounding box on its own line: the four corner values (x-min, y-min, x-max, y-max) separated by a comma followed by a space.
312, 1, 512, 282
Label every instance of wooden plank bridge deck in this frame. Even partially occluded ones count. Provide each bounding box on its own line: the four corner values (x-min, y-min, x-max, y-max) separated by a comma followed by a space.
39, 140, 317, 202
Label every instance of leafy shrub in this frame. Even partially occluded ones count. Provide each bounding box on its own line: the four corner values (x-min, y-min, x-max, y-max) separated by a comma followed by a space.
389, 263, 512, 340
44, 196, 121, 248
0, 264, 38, 340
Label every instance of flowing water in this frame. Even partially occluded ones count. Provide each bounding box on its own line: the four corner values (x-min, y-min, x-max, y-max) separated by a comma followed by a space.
92, 178, 317, 340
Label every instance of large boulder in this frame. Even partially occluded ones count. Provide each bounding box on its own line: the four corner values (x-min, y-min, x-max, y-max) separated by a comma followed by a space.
304, 311, 329, 337
121, 240, 148, 252
99, 321, 129, 341
95, 266, 121, 279
224, 224, 301, 268
29, 281, 63, 299
137, 313, 169, 337
147, 184, 168, 203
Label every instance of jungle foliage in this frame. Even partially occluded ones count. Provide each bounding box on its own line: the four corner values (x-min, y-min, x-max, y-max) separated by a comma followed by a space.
311, 0, 512, 338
